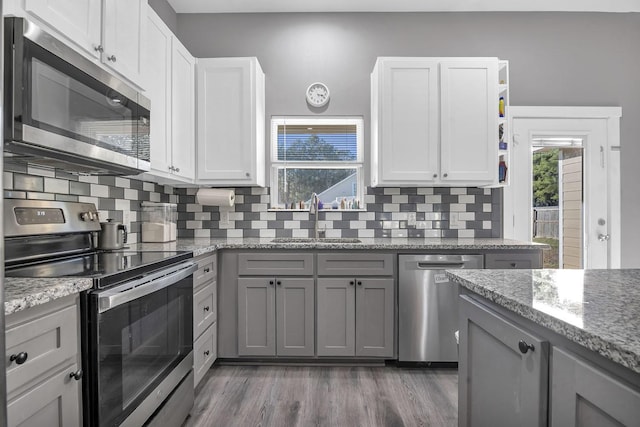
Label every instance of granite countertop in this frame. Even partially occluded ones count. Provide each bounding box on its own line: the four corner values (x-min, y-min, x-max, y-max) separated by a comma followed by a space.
5, 277, 93, 316
132, 237, 546, 257
446, 269, 640, 374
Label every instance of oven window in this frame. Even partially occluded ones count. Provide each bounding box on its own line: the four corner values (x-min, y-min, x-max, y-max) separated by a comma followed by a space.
95, 279, 192, 426
23, 39, 150, 162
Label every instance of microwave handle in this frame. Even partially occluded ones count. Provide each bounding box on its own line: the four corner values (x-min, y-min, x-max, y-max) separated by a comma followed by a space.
97, 262, 197, 313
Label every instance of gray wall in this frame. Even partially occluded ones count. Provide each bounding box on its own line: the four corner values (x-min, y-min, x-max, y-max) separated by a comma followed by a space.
148, 0, 178, 33
176, 12, 640, 267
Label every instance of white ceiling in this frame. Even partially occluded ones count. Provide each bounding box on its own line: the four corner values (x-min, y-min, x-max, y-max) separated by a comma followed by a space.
167, 0, 640, 14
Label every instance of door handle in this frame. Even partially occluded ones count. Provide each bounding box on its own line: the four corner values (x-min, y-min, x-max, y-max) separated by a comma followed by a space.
598, 234, 610, 242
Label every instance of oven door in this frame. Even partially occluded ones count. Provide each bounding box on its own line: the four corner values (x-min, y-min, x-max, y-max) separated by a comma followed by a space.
4, 17, 150, 175
84, 262, 196, 427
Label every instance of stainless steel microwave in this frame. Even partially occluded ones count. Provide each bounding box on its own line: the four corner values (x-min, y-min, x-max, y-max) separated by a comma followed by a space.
3, 17, 150, 175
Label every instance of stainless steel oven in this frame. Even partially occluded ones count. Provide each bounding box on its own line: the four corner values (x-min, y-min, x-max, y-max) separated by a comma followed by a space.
3, 17, 150, 175
83, 261, 196, 427
4, 200, 196, 427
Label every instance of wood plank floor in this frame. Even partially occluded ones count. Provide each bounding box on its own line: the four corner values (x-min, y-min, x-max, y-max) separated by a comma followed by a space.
184, 365, 458, 427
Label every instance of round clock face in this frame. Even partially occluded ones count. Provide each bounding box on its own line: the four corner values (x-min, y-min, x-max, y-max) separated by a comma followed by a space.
306, 82, 330, 107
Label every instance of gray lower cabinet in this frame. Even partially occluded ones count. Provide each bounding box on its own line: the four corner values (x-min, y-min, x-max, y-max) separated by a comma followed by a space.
551, 347, 640, 427
485, 251, 543, 269
317, 277, 394, 358
193, 253, 218, 388
459, 294, 549, 427
5, 295, 82, 427
237, 277, 314, 357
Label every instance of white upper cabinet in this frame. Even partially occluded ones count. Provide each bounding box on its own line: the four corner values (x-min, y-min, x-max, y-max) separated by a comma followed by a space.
24, 0, 102, 57
142, 8, 195, 183
101, 0, 146, 87
371, 57, 500, 187
171, 39, 196, 180
196, 57, 265, 187
17, 0, 146, 88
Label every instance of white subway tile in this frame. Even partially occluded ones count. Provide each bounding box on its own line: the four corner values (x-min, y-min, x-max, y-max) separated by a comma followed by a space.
426, 195, 441, 203
384, 188, 400, 195
44, 178, 69, 194
260, 212, 276, 221
27, 165, 55, 177
115, 177, 130, 188
124, 188, 139, 200
186, 220, 202, 229
424, 212, 441, 221
78, 196, 99, 205
194, 229, 210, 238
234, 195, 244, 204
417, 187, 434, 195
115, 199, 130, 212
484, 188, 492, 195
382, 221, 399, 229
350, 220, 366, 229
186, 203, 203, 212
143, 182, 155, 192
391, 229, 407, 237
325, 212, 342, 221
364, 194, 376, 204
416, 203, 433, 212
252, 187, 268, 195
483, 203, 492, 212
417, 221, 433, 229
424, 229, 441, 237
458, 229, 475, 238
218, 220, 235, 229
292, 228, 308, 238
392, 212, 408, 221
252, 220, 268, 228
391, 194, 408, 204
483, 221, 492, 230
451, 188, 467, 195
458, 195, 475, 204
251, 203, 268, 212
293, 212, 308, 221
149, 192, 161, 202
4, 172, 13, 190
259, 228, 276, 238
359, 212, 375, 221
450, 203, 466, 212
284, 220, 301, 229
194, 212, 212, 221
358, 229, 375, 238
459, 212, 475, 221
229, 211, 243, 221
79, 175, 99, 184
90, 184, 109, 198
325, 229, 341, 238
383, 203, 399, 212
227, 229, 243, 238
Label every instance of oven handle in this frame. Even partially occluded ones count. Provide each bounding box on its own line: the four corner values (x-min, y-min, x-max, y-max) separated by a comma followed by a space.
97, 261, 197, 313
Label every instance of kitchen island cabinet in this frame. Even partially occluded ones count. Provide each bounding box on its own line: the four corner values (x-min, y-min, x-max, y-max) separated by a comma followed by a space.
450, 269, 640, 427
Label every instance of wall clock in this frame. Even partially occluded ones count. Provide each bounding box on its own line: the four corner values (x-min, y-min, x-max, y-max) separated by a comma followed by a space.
306, 82, 330, 107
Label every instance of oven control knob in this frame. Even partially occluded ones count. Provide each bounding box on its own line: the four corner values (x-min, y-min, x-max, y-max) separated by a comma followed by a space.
81, 212, 91, 221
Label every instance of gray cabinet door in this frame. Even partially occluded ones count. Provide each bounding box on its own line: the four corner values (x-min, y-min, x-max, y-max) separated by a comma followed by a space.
276, 278, 315, 357
237, 277, 276, 356
459, 295, 549, 427
317, 278, 356, 357
7, 364, 81, 427
484, 252, 542, 269
355, 278, 394, 358
551, 347, 640, 427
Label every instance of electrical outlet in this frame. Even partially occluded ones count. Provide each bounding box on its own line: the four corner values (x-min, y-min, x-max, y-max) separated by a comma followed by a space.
450, 212, 460, 229
220, 209, 230, 227
407, 212, 417, 227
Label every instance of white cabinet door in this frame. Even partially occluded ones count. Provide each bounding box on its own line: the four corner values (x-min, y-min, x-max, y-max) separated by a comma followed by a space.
171, 38, 196, 180
102, 0, 146, 88
25, 0, 102, 58
375, 58, 439, 185
440, 59, 498, 183
196, 57, 265, 186
143, 9, 172, 177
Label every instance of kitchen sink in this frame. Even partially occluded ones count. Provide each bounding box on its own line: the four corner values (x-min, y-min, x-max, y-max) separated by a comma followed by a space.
270, 237, 362, 244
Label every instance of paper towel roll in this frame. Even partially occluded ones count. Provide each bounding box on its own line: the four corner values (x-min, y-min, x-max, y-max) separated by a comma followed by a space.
196, 188, 235, 207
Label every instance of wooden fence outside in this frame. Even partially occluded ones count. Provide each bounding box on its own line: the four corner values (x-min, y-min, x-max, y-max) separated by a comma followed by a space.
533, 206, 559, 239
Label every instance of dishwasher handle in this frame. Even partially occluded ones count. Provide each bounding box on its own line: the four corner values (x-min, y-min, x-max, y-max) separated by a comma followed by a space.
417, 262, 466, 269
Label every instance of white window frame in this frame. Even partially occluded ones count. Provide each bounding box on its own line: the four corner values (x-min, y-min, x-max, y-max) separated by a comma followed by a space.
269, 116, 365, 210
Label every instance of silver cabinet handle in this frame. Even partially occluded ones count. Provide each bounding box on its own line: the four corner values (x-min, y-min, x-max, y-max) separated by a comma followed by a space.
598, 234, 610, 241
175, 167, 180, 173
107, 55, 117, 62
443, 173, 448, 178
94, 45, 103, 53
433, 173, 438, 178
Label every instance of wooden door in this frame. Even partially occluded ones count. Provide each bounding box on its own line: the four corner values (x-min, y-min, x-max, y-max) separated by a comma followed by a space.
276, 278, 315, 356
355, 278, 394, 358
25, 0, 101, 59
317, 278, 355, 357
459, 295, 549, 427
143, 9, 172, 176
440, 59, 498, 184
375, 58, 439, 185
551, 347, 640, 427
237, 278, 275, 356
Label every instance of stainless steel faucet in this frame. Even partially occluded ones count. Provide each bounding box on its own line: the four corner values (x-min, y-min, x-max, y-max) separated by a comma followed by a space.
309, 193, 322, 238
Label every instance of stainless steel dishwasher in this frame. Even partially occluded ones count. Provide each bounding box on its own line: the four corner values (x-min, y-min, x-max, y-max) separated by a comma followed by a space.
398, 254, 484, 363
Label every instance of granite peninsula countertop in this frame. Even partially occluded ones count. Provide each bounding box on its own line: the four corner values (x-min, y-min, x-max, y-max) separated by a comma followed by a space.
446, 269, 640, 374
131, 237, 546, 257
5, 277, 93, 316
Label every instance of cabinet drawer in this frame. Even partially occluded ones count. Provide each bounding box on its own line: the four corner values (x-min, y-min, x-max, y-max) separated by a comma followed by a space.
194, 254, 217, 289
238, 253, 314, 276
194, 322, 217, 388
317, 253, 394, 276
6, 303, 78, 396
194, 281, 217, 338
7, 363, 82, 427
484, 252, 542, 269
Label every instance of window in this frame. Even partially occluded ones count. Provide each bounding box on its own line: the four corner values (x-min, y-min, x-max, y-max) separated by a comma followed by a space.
270, 117, 364, 210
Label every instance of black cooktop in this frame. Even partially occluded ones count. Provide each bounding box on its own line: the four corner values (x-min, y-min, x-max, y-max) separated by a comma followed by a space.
5, 250, 193, 289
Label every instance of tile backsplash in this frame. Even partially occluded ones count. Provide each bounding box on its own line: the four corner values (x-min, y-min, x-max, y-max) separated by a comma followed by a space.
176, 186, 502, 239
4, 164, 176, 243
4, 164, 502, 241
